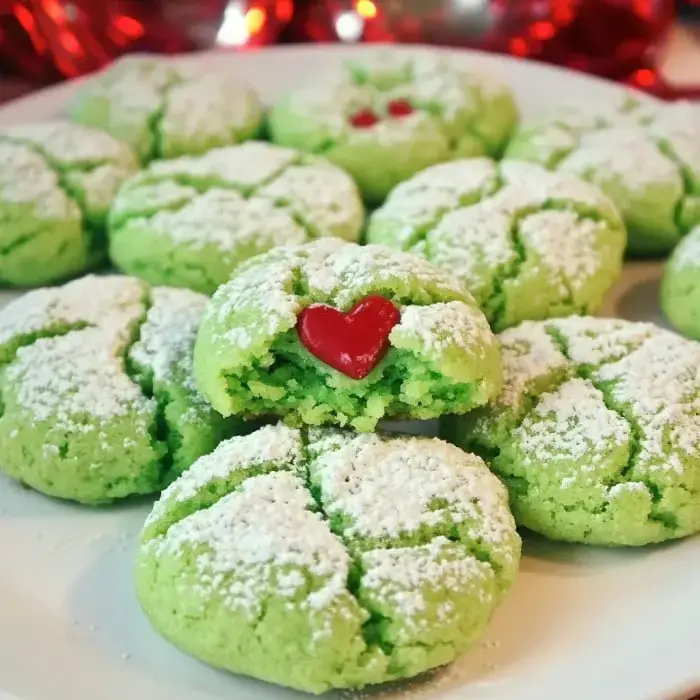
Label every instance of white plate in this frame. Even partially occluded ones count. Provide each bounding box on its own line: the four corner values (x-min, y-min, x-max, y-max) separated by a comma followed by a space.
0, 45, 698, 700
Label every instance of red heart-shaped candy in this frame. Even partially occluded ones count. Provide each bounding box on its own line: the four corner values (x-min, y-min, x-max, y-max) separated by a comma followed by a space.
297, 295, 401, 380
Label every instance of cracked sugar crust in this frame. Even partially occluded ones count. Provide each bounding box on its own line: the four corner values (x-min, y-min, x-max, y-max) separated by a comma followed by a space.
136, 426, 520, 693
366, 158, 625, 331
69, 54, 263, 162
445, 317, 700, 546
661, 225, 700, 341
0, 122, 139, 286
0, 275, 233, 504
268, 51, 518, 204
108, 142, 365, 295
505, 100, 700, 254
194, 238, 502, 431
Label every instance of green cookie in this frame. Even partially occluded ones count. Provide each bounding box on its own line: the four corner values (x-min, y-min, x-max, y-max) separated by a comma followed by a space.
108, 142, 365, 295
661, 225, 700, 339
136, 425, 520, 694
0, 275, 239, 505
506, 100, 700, 256
443, 317, 700, 546
0, 121, 138, 286
268, 52, 518, 205
70, 55, 263, 163
194, 238, 502, 432
367, 158, 626, 331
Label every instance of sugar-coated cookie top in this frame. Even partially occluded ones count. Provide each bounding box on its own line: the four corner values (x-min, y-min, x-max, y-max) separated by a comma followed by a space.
475, 317, 700, 477
367, 158, 625, 328
110, 142, 364, 250
273, 51, 517, 155
142, 426, 520, 626
510, 99, 700, 191
0, 276, 210, 431
70, 55, 262, 160
0, 121, 138, 221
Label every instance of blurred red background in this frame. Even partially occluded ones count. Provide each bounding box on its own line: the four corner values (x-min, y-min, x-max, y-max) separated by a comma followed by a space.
0, 0, 698, 98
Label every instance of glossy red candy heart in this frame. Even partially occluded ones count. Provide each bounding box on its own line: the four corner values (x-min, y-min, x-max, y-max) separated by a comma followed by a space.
349, 108, 380, 128
297, 295, 401, 380
387, 99, 414, 117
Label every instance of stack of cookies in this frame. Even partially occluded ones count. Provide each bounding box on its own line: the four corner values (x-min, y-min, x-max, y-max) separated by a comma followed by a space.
0, 52, 699, 695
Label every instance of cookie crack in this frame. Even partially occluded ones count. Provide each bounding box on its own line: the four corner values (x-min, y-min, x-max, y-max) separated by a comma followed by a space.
542, 325, 679, 527
119, 287, 173, 487
296, 430, 396, 662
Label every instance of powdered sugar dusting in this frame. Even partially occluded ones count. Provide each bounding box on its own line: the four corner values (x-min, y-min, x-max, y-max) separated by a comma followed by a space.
519, 210, 604, 293
147, 142, 298, 190
73, 55, 262, 156
594, 329, 700, 474
392, 302, 494, 381
0, 141, 79, 221
3, 120, 135, 168
550, 316, 654, 366
515, 377, 630, 463
7, 327, 154, 429
160, 73, 260, 145
129, 286, 207, 386
149, 425, 304, 525
0, 275, 145, 349
496, 322, 569, 409
0, 276, 151, 429
153, 471, 353, 619
360, 537, 494, 628
300, 239, 467, 309
310, 433, 515, 554
121, 189, 307, 251
558, 127, 681, 194
112, 143, 363, 251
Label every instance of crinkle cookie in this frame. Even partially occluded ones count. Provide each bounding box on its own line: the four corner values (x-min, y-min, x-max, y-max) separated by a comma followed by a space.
194, 238, 502, 432
268, 52, 518, 205
136, 424, 520, 694
661, 225, 700, 340
0, 121, 138, 287
0, 275, 238, 504
506, 100, 700, 255
108, 142, 365, 295
366, 158, 626, 331
70, 55, 263, 163
443, 317, 700, 546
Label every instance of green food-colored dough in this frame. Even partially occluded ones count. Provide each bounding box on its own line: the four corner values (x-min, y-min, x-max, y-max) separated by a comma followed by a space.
661, 225, 700, 339
136, 424, 521, 694
443, 317, 700, 546
268, 52, 518, 205
194, 238, 502, 432
0, 121, 138, 287
108, 142, 365, 295
70, 55, 263, 163
0, 275, 240, 505
367, 158, 626, 331
506, 100, 700, 256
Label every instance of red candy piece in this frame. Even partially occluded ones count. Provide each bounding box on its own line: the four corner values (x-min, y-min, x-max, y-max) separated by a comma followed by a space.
387, 99, 414, 118
349, 108, 380, 128
297, 295, 401, 380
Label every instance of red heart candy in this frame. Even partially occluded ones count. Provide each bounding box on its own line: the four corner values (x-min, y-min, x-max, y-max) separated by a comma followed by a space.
349, 108, 380, 128
297, 295, 401, 380
387, 99, 414, 118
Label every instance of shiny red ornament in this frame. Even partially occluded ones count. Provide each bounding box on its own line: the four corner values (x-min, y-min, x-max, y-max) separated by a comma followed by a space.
349, 107, 380, 128
0, 0, 293, 81
283, 0, 698, 98
297, 295, 401, 380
